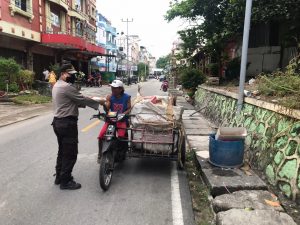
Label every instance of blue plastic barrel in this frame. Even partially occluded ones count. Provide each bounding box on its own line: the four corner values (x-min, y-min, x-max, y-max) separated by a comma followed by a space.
209, 134, 244, 168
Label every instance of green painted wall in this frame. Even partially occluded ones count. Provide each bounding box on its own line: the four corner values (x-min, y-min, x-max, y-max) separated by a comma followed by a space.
194, 87, 300, 201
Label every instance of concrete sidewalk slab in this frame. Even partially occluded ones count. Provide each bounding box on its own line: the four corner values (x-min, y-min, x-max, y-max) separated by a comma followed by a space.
212, 190, 284, 213
186, 135, 209, 151
201, 167, 268, 196
185, 128, 213, 136
216, 209, 296, 225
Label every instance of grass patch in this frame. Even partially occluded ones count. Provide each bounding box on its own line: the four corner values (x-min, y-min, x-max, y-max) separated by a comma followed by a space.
257, 73, 300, 110
12, 94, 52, 104
185, 151, 215, 225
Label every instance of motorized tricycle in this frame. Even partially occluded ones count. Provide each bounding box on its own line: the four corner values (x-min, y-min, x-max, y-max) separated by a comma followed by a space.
91, 99, 185, 191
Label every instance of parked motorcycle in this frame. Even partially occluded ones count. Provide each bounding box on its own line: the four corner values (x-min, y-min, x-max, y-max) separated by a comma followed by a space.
91, 111, 128, 191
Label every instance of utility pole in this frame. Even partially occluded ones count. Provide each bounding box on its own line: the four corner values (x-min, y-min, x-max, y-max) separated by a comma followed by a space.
122, 18, 133, 85
140, 46, 147, 81
237, 0, 253, 114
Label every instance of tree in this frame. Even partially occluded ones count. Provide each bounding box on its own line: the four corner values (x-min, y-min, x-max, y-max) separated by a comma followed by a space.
137, 63, 148, 79
165, 0, 300, 71
156, 55, 171, 69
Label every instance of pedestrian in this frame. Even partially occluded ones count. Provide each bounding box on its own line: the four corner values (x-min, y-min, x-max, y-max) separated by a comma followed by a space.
97, 79, 131, 163
51, 63, 104, 190
43, 68, 49, 82
97, 72, 102, 87
48, 70, 57, 88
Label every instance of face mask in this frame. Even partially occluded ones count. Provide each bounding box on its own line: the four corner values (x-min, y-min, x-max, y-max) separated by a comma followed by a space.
66, 74, 76, 84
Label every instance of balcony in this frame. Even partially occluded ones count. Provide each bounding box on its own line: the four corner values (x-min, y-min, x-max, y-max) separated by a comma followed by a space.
48, 0, 68, 12
69, 7, 88, 21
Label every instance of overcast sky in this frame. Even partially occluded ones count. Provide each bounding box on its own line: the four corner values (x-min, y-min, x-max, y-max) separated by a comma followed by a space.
96, 0, 185, 59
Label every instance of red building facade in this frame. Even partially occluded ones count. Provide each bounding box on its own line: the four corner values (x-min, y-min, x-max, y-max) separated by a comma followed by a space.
0, 0, 104, 79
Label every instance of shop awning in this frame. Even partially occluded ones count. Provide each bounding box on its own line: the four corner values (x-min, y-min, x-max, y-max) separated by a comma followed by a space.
41, 33, 85, 50
41, 33, 105, 55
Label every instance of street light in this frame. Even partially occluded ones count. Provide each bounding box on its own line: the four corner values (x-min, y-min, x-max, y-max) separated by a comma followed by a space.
121, 18, 133, 85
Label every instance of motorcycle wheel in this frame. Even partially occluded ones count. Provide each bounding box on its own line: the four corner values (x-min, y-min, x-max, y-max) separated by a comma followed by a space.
99, 151, 114, 191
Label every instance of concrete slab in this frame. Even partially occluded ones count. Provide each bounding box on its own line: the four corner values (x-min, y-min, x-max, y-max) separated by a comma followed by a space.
182, 110, 201, 116
182, 116, 206, 121
189, 142, 209, 151
182, 117, 210, 123
212, 190, 284, 213
216, 209, 296, 225
183, 124, 214, 133
195, 152, 212, 169
185, 128, 213, 136
201, 167, 268, 196
186, 135, 209, 151
187, 135, 209, 142
176, 103, 194, 110
196, 150, 209, 159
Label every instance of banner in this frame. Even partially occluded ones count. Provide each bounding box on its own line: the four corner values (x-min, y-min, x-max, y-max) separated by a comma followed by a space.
131, 66, 138, 71
118, 65, 127, 71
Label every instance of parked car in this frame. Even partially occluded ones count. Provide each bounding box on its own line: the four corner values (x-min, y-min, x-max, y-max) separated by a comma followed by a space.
148, 74, 155, 79
159, 75, 166, 82
130, 75, 138, 84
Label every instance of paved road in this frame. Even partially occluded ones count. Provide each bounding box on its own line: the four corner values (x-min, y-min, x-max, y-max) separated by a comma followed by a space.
0, 79, 195, 225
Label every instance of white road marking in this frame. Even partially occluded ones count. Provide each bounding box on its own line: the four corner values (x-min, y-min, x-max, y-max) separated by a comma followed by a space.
0, 201, 6, 209
171, 164, 184, 225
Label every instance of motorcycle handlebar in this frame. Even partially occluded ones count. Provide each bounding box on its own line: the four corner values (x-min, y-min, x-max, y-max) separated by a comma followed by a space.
90, 112, 135, 121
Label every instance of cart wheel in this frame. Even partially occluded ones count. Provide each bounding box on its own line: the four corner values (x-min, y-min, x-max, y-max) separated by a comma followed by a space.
177, 137, 186, 170
99, 151, 114, 191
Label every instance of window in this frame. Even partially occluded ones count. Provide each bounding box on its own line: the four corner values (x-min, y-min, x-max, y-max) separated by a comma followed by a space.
75, 0, 81, 11
15, 0, 26, 11
51, 12, 60, 27
10, 0, 33, 21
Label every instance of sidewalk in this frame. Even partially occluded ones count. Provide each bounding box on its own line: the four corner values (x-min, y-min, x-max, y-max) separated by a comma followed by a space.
0, 102, 53, 127
175, 95, 297, 225
0, 86, 112, 128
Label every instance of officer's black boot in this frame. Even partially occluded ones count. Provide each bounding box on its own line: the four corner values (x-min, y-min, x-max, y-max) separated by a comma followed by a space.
54, 174, 61, 185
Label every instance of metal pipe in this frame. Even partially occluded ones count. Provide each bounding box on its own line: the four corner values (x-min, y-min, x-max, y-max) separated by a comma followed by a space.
237, 0, 253, 114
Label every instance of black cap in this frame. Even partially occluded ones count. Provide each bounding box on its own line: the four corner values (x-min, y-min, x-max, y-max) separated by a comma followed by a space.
60, 64, 77, 74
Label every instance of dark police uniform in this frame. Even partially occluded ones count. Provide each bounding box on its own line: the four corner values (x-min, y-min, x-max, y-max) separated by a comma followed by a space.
52, 79, 99, 188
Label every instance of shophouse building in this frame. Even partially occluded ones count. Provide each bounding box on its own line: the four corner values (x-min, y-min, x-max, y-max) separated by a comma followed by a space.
91, 12, 117, 81
0, 0, 105, 79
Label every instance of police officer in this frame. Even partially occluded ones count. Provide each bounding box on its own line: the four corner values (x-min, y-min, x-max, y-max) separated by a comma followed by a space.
52, 63, 100, 190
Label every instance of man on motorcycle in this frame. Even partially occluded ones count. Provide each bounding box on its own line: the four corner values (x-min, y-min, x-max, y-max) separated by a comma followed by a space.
97, 80, 131, 163
160, 79, 169, 92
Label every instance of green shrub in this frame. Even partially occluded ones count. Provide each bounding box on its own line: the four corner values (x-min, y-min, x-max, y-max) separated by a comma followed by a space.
180, 68, 206, 91
0, 82, 6, 91
18, 69, 35, 90
0, 57, 21, 83
225, 57, 241, 81
8, 82, 19, 93
12, 94, 51, 104
206, 63, 219, 76
257, 56, 300, 109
